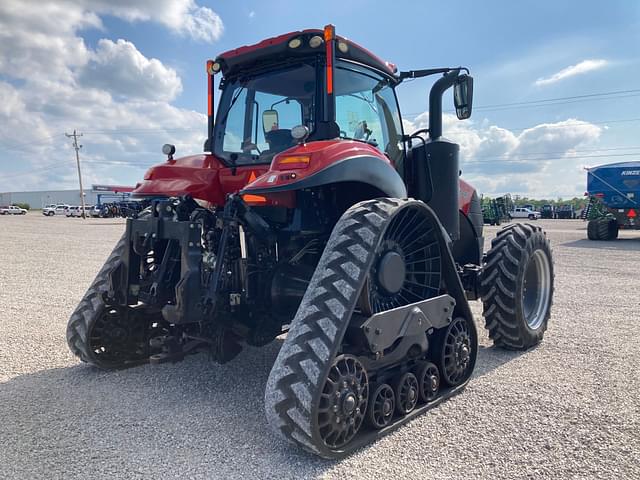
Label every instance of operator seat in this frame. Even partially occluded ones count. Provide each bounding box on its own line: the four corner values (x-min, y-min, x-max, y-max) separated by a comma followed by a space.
264, 129, 294, 154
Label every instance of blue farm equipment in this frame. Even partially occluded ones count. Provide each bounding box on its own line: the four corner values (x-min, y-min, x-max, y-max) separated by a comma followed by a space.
585, 161, 640, 240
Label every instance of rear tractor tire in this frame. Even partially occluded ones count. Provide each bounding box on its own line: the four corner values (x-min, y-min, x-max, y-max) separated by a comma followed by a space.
480, 223, 554, 350
587, 217, 618, 241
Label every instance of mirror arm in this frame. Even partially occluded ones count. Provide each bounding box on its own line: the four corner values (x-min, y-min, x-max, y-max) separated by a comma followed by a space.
398, 67, 468, 83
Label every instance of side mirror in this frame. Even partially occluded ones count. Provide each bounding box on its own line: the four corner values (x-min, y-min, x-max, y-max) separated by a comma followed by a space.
453, 74, 473, 120
262, 109, 279, 133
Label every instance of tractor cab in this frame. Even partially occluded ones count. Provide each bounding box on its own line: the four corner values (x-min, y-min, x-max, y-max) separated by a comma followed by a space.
209, 27, 404, 169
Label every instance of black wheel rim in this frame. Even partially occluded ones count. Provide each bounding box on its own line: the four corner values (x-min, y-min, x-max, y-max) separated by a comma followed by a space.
359, 206, 441, 315
368, 383, 395, 429
416, 362, 440, 402
441, 317, 473, 386
395, 372, 419, 414
89, 307, 149, 367
317, 356, 369, 449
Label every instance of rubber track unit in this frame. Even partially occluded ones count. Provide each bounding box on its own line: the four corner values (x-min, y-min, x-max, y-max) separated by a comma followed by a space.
66, 234, 127, 367
264, 198, 469, 458
480, 223, 554, 350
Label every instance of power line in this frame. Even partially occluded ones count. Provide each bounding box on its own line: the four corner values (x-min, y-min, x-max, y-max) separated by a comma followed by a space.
0, 133, 65, 152
464, 152, 640, 165
403, 88, 640, 117
83, 128, 201, 134
473, 93, 640, 113
507, 117, 640, 133
1, 163, 62, 179
473, 145, 640, 160
466, 88, 640, 109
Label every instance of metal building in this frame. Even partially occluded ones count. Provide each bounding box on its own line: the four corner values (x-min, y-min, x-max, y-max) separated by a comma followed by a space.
0, 185, 134, 208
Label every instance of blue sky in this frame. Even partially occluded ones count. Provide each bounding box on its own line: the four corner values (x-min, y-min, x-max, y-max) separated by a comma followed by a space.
1, 0, 639, 198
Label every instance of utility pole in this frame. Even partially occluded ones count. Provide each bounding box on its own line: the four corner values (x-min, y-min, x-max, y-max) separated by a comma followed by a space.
65, 130, 86, 219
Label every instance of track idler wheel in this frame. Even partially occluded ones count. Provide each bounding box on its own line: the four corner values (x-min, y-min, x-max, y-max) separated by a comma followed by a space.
394, 372, 419, 414
316, 355, 368, 449
439, 317, 475, 387
367, 383, 395, 429
415, 361, 440, 402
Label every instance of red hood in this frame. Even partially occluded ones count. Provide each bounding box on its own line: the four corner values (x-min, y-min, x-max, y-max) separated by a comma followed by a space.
132, 154, 269, 206
243, 140, 388, 192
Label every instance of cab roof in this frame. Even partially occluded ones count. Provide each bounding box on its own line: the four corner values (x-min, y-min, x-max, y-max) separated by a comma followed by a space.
215, 28, 397, 79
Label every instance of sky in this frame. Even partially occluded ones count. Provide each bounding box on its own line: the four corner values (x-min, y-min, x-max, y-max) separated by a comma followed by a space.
1, 0, 639, 198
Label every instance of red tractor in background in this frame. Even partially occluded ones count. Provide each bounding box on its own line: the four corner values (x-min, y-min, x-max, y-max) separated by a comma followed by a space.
67, 25, 554, 458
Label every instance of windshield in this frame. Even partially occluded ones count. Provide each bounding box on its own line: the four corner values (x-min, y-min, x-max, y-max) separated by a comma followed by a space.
214, 62, 317, 165
212, 59, 404, 168
334, 61, 404, 167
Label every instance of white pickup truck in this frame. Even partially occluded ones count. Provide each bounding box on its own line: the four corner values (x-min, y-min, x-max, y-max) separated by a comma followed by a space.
510, 207, 540, 220
0, 205, 27, 215
43, 204, 70, 216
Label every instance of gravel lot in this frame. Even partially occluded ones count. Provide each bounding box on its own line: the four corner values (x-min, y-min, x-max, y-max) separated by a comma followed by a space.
0, 214, 638, 479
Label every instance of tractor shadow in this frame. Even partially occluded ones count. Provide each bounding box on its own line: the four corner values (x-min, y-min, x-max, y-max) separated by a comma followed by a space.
0, 340, 332, 480
561, 237, 640, 251
472, 344, 530, 379
0, 338, 527, 479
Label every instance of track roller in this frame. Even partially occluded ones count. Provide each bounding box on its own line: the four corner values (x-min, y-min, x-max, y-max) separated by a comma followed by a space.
367, 383, 395, 429
394, 372, 419, 414
415, 361, 440, 402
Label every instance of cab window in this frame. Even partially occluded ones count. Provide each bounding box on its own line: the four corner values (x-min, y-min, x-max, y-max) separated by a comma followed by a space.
215, 62, 316, 165
334, 61, 404, 166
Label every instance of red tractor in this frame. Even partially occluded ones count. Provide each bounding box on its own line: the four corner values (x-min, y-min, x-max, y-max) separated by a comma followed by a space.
67, 26, 554, 458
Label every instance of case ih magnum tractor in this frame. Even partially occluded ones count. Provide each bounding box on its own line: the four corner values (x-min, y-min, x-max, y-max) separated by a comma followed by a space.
67, 26, 554, 458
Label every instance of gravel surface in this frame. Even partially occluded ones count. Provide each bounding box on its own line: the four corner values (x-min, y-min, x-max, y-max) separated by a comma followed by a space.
0, 215, 638, 479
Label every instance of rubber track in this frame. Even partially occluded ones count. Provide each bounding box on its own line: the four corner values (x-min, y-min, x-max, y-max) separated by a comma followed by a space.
66, 234, 127, 367
480, 223, 553, 349
265, 198, 408, 458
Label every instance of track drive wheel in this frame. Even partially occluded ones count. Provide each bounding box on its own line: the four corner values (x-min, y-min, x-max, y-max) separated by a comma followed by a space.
480, 223, 554, 350
265, 198, 445, 458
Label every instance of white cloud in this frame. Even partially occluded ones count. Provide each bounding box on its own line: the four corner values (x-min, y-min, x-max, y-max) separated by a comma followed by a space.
0, 1, 223, 85
78, 39, 182, 101
0, 0, 213, 192
71, 0, 224, 42
0, 2, 99, 82
249, 11, 256, 19
403, 114, 602, 197
535, 59, 608, 86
